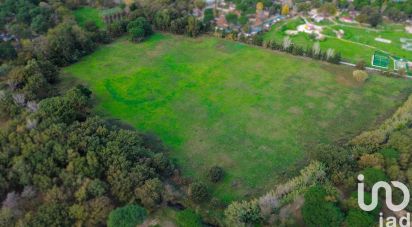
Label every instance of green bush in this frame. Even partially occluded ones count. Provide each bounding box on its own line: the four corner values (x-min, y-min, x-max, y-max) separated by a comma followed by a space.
107, 205, 147, 227
208, 166, 224, 183
188, 182, 209, 203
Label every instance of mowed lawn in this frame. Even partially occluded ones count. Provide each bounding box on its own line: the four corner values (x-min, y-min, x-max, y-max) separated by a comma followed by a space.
63, 34, 412, 201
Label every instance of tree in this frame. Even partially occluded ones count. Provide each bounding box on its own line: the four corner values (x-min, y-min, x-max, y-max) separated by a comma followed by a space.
358, 153, 384, 169
195, 0, 206, 9
186, 16, 201, 37
107, 20, 127, 38
29, 203, 73, 227
281, 4, 289, 15
127, 17, 153, 42
319, 3, 337, 16
256, 2, 264, 11
302, 186, 344, 227
308, 144, 353, 176
356, 60, 366, 70
345, 210, 375, 227
203, 9, 214, 23
225, 13, 238, 24
107, 205, 147, 227
135, 178, 163, 209
188, 182, 209, 203
0, 42, 17, 62
40, 22, 95, 66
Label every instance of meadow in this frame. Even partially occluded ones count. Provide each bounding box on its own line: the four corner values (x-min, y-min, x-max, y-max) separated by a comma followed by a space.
63, 34, 412, 202
73, 7, 105, 29
264, 17, 412, 65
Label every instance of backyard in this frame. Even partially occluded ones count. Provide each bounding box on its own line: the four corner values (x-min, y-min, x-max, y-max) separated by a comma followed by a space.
63, 33, 412, 202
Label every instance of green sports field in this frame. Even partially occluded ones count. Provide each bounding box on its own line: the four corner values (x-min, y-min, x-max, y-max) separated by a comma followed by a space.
63, 34, 412, 202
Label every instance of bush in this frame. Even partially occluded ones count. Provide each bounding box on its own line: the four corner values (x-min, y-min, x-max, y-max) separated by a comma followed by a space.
175, 209, 202, 227
353, 70, 368, 82
225, 200, 261, 226
107, 205, 147, 227
188, 182, 209, 203
355, 60, 366, 70
127, 17, 153, 42
208, 166, 224, 183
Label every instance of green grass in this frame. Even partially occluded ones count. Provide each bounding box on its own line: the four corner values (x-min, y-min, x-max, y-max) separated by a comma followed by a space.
264, 18, 412, 65
63, 33, 412, 202
73, 7, 105, 29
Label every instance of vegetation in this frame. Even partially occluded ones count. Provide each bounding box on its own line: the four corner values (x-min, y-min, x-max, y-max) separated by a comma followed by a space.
353, 70, 368, 82
264, 18, 412, 65
64, 34, 412, 201
127, 17, 153, 42
208, 166, 225, 183
302, 186, 344, 227
189, 182, 209, 203
73, 7, 105, 29
175, 209, 203, 227
3, 0, 412, 225
107, 205, 147, 227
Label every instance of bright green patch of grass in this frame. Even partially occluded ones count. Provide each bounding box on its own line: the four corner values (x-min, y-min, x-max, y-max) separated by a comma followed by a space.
73, 7, 105, 29
63, 34, 412, 202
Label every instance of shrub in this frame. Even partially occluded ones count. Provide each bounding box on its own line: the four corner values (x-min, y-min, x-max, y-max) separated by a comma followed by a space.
208, 166, 224, 183
225, 200, 261, 226
127, 17, 153, 42
107, 205, 147, 227
175, 209, 202, 227
355, 60, 366, 70
188, 182, 209, 203
353, 70, 368, 82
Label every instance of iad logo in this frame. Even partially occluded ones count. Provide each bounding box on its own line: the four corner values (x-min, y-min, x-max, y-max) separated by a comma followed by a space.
357, 174, 410, 212
357, 174, 411, 227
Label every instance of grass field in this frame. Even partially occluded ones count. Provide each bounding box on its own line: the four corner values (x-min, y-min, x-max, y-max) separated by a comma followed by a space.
73, 7, 105, 29
264, 17, 412, 65
63, 33, 412, 202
